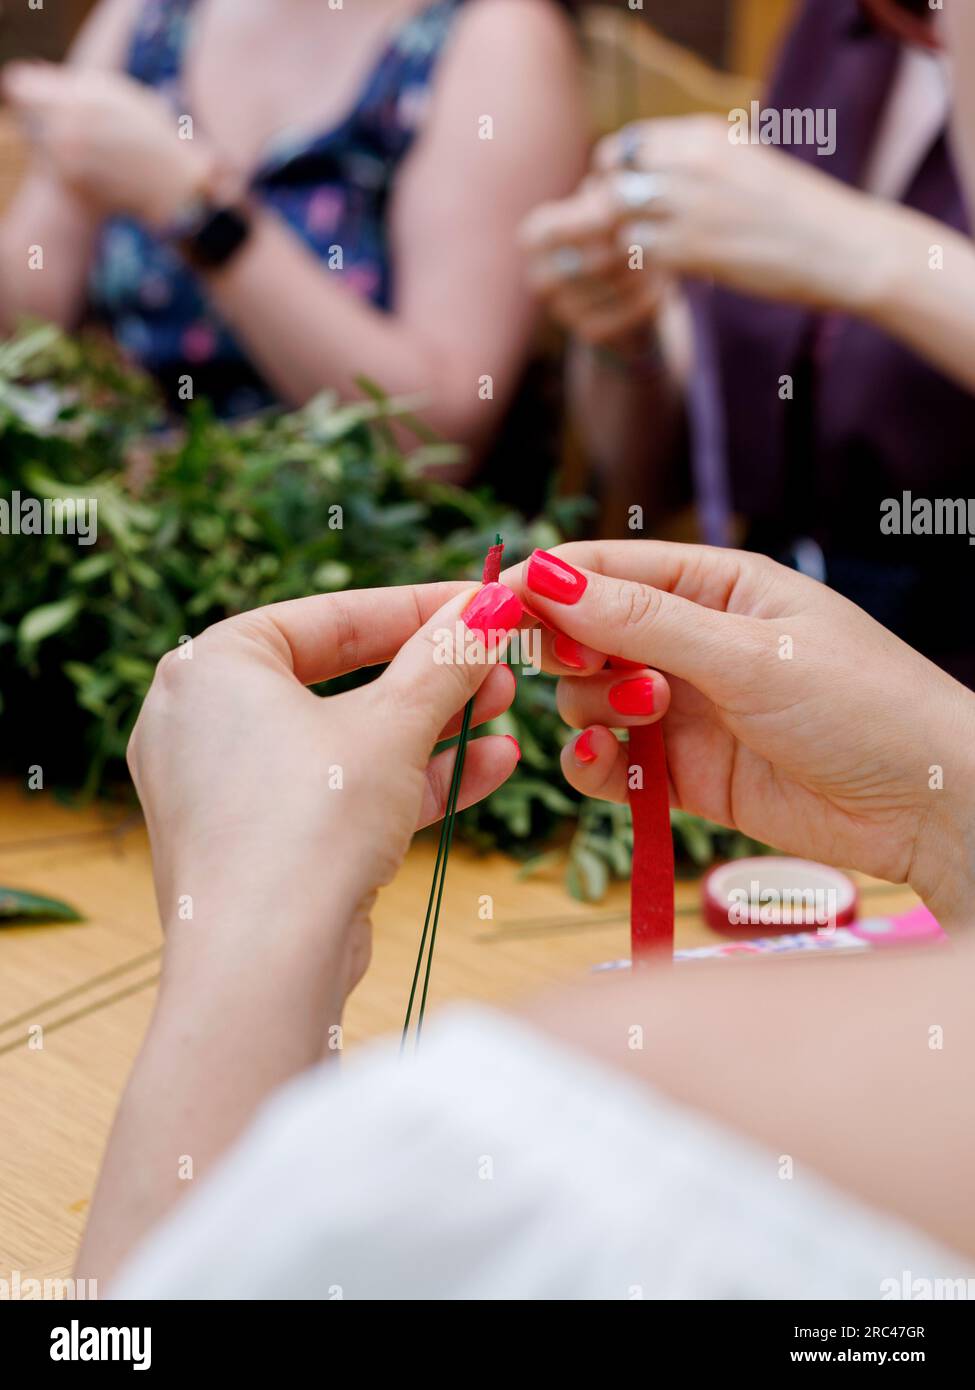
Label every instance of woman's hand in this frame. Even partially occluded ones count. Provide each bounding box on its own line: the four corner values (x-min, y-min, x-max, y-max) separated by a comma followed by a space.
507, 543, 975, 929
129, 581, 523, 1009
1, 61, 215, 227
522, 115, 898, 333
593, 115, 895, 312
78, 579, 523, 1284
521, 175, 670, 350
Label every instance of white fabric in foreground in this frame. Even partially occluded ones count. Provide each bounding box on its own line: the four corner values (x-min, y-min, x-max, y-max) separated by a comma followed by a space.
113, 1006, 963, 1300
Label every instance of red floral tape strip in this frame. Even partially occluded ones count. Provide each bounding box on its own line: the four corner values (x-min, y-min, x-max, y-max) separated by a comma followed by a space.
628, 722, 674, 959
482, 543, 504, 584
475, 539, 673, 960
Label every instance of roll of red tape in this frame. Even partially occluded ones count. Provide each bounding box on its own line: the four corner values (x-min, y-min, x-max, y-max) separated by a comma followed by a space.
702, 857, 858, 935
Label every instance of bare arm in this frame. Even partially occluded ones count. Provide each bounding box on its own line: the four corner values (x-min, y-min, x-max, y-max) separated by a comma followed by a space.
847, 199, 975, 393
526, 934, 975, 1264
0, 0, 138, 332
204, 0, 587, 452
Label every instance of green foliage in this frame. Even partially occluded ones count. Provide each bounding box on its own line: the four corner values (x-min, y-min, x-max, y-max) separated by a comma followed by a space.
0, 325, 765, 898
0, 886, 82, 925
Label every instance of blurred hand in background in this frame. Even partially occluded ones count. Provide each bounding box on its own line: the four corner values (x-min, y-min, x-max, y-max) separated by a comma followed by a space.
2, 61, 216, 228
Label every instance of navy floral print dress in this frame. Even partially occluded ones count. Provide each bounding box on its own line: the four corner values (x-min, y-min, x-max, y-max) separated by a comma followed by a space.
87, 0, 464, 416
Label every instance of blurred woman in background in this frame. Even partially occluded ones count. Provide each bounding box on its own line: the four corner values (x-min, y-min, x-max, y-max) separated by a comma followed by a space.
0, 0, 585, 473
524, 0, 975, 684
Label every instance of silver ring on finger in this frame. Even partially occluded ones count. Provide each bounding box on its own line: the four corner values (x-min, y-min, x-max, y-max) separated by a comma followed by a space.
614, 170, 668, 212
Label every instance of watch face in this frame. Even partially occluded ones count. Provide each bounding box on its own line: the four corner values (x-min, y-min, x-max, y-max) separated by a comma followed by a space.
191, 206, 251, 269
859, 0, 941, 50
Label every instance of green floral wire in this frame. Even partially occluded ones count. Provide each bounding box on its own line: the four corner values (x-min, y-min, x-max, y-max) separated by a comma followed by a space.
415, 697, 474, 1046
402, 536, 501, 1051
401, 697, 474, 1051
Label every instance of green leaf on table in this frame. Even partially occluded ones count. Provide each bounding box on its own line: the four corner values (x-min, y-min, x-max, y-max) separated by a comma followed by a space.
0, 887, 83, 924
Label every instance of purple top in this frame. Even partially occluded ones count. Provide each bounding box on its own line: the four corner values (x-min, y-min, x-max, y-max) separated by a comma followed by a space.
702, 0, 974, 681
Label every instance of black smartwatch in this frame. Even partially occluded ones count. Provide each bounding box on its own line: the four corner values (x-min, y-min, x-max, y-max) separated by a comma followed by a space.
177, 201, 252, 271
163, 183, 252, 271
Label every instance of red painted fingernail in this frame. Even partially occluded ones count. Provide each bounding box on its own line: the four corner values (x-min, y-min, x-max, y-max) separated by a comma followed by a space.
553, 633, 586, 668
608, 655, 645, 672
526, 550, 588, 604
504, 734, 522, 761
608, 677, 655, 715
462, 582, 523, 639
574, 729, 598, 764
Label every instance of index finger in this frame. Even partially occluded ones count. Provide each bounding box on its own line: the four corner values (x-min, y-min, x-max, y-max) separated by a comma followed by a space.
501, 544, 793, 692
503, 540, 798, 618
519, 181, 619, 252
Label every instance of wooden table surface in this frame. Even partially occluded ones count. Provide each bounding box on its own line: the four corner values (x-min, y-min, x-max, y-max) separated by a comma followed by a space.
0, 779, 918, 1284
